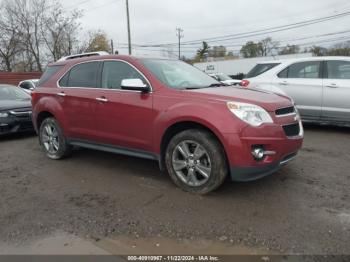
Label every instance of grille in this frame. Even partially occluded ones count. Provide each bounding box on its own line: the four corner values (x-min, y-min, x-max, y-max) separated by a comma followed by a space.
9, 108, 32, 120
283, 123, 300, 137
275, 106, 295, 116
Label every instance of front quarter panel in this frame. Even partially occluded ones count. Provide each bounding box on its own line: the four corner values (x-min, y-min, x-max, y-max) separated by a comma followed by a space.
152, 93, 248, 154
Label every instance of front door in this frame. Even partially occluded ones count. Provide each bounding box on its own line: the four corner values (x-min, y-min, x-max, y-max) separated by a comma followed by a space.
95, 60, 154, 152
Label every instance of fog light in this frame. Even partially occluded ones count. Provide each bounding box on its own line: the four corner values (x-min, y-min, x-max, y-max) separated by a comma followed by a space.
252, 147, 265, 160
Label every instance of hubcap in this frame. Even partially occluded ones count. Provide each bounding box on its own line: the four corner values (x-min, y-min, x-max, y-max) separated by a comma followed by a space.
41, 123, 59, 154
172, 140, 211, 187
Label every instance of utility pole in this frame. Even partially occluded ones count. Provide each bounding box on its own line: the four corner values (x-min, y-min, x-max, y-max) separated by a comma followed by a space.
110, 39, 114, 54
176, 27, 184, 60
126, 0, 132, 55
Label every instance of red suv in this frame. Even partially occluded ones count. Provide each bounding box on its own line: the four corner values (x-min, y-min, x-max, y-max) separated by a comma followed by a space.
32, 54, 303, 194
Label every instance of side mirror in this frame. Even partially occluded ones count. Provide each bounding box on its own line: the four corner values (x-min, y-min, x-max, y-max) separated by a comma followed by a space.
121, 79, 150, 92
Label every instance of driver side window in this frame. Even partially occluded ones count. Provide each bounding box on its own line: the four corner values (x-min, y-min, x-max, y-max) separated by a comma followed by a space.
101, 61, 147, 89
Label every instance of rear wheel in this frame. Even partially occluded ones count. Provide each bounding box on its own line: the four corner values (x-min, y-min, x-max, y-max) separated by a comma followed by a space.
165, 129, 227, 194
39, 117, 71, 160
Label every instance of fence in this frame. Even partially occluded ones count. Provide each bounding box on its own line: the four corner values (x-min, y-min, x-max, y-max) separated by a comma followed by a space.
0, 72, 42, 86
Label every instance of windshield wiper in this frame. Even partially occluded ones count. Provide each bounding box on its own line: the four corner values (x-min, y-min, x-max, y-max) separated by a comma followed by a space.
208, 83, 225, 87
184, 87, 203, 90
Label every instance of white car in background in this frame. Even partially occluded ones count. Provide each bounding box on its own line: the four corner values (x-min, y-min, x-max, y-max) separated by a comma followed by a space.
18, 79, 39, 93
208, 73, 241, 86
242, 56, 350, 126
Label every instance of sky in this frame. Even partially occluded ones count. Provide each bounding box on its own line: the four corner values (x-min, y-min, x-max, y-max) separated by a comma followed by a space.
59, 0, 350, 57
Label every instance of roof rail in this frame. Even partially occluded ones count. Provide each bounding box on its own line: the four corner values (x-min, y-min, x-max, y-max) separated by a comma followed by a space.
57, 51, 110, 62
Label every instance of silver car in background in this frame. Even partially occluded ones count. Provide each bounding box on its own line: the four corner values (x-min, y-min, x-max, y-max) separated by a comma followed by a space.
243, 57, 350, 126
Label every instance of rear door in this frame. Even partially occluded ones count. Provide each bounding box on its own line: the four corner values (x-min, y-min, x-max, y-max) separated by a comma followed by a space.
94, 60, 154, 152
271, 61, 323, 121
58, 61, 105, 141
322, 59, 350, 123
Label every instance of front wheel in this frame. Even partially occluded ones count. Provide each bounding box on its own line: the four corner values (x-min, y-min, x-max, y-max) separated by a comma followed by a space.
39, 117, 71, 160
165, 129, 228, 194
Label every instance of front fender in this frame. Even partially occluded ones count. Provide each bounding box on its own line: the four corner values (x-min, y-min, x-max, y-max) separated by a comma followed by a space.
153, 100, 247, 154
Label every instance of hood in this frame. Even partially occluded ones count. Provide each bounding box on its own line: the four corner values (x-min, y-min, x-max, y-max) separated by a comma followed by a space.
185, 87, 292, 111
0, 99, 32, 111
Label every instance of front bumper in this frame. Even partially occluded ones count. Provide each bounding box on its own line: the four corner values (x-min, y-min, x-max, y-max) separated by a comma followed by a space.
230, 152, 298, 181
223, 117, 303, 182
0, 111, 34, 135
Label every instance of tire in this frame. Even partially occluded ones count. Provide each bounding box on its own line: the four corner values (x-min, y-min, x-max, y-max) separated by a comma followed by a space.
39, 117, 72, 160
165, 129, 228, 194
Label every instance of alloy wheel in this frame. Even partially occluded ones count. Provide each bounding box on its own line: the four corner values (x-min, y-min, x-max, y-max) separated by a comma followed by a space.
172, 140, 212, 187
41, 123, 60, 154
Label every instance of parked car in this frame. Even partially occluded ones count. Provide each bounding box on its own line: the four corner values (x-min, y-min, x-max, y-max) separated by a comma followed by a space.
209, 73, 241, 86
0, 84, 34, 135
32, 53, 303, 194
18, 79, 39, 93
242, 57, 350, 126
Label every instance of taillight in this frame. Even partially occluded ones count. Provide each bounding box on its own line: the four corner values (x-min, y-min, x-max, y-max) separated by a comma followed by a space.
241, 79, 250, 87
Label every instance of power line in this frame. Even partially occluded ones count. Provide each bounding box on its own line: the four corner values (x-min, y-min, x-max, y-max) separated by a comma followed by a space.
135, 10, 350, 47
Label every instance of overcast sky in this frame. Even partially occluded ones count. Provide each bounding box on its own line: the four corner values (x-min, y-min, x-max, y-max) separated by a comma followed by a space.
62, 0, 350, 57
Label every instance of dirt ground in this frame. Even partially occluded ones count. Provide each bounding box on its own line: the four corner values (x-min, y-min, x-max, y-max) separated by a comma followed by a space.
0, 124, 349, 255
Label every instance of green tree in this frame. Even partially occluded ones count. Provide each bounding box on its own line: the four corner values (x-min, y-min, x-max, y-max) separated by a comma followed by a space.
240, 41, 262, 58
86, 31, 111, 53
195, 41, 210, 61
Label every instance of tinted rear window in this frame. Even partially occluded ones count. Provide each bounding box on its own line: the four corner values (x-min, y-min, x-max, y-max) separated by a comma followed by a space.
38, 65, 63, 86
60, 62, 100, 88
246, 63, 280, 78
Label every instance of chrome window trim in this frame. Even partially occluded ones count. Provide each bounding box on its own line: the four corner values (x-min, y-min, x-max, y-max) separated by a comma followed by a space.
56, 59, 153, 93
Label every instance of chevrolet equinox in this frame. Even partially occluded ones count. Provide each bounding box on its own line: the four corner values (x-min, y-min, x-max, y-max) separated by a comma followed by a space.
32, 54, 304, 194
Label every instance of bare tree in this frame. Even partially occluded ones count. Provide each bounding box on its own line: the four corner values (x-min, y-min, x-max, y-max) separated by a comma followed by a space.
0, 2, 23, 71
41, 1, 82, 61
2, 0, 49, 71
259, 37, 279, 56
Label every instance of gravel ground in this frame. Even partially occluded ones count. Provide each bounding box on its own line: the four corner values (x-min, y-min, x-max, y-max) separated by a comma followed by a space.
0, 124, 349, 255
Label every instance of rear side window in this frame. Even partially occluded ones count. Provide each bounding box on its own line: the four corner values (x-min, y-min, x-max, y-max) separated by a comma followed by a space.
101, 61, 147, 89
246, 63, 280, 78
60, 62, 100, 88
327, 60, 350, 79
278, 61, 321, 79
38, 65, 63, 86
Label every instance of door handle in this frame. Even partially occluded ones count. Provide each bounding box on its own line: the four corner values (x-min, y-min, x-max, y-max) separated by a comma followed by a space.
279, 81, 288, 86
56, 92, 66, 97
96, 97, 108, 103
326, 84, 338, 88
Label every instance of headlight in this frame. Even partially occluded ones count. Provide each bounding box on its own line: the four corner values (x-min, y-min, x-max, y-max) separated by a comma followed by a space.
227, 102, 273, 127
0, 112, 9, 118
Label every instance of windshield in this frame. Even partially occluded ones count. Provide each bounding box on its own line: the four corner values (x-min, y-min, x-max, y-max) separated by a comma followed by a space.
141, 59, 221, 89
246, 63, 280, 78
0, 85, 30, 101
